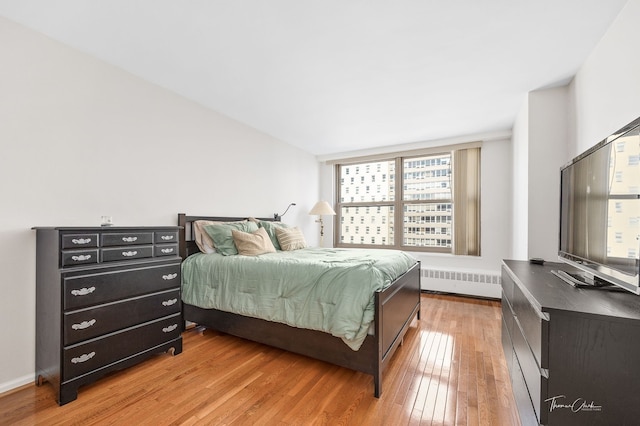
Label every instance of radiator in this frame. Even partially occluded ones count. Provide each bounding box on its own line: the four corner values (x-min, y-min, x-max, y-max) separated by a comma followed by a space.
421, 268, 501, 285
420, 268, 502, 298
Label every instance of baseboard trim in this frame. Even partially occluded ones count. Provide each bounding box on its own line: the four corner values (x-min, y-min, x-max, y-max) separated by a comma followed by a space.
0, 374, 33, 396
421, 279, 501, 299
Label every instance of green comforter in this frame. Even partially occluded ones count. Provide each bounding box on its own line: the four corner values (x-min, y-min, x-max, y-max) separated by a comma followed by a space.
181, 248, 416, 350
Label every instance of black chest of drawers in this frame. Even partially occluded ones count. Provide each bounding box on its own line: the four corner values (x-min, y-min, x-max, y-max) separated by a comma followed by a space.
33, 226, 183, 405
502, 260, 640, 426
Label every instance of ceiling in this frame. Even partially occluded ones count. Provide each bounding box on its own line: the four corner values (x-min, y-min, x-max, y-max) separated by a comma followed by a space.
0, 1, 629, 156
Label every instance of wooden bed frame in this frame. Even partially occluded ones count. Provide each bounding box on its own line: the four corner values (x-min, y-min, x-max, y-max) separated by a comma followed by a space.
178, 213, 421, 397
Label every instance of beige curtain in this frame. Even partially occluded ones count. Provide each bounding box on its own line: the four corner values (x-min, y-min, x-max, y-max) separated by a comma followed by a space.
453, 147, 481, 255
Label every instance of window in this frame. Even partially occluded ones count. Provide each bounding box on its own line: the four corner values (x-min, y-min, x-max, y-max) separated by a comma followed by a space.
335, 146, 481, 254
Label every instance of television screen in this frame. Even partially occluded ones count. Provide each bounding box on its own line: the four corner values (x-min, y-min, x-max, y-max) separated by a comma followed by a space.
559, 118, 640, 294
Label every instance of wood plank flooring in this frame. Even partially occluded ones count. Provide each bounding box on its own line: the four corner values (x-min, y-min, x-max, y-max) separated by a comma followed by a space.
0, 294, 521, 425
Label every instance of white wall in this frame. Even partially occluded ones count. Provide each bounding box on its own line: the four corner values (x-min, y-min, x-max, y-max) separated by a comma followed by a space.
511, 86, 569, 261
570, 0, 640, 156
315, 161, 336, 247
0, 17, 319, 393
527, 87, 569, 260
511, 97, 529, 260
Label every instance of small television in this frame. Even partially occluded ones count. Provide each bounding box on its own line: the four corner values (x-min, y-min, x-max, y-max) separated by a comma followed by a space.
558, 116, 640, 294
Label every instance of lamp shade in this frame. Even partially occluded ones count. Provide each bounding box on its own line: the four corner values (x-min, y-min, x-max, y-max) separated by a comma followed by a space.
309, 201, 336, 216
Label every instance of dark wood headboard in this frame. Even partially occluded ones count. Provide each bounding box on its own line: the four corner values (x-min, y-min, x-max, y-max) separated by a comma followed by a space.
178, 213, 278, 259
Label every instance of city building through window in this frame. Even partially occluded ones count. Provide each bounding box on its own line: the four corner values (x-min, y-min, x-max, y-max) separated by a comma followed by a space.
335, 145, 481, 255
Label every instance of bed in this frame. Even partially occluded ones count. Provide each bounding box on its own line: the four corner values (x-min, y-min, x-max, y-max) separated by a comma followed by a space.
178, 213, 421, 397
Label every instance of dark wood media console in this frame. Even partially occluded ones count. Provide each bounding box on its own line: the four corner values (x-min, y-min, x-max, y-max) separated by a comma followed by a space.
501, 259, 640, 425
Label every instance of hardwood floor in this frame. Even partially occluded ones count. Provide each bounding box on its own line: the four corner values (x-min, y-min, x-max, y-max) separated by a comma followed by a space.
0, 294, 520, 425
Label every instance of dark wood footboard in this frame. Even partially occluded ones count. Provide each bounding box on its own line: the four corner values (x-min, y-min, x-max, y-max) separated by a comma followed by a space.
178, 213, 421, 397
374, 261, 421, 396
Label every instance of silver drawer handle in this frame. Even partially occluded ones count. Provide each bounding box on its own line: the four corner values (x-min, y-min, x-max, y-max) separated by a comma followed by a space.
71, 286, 96, 296
71, 352, 95, 364
71, 254, 92, 261
162, 273, 178, 280
72, 319, 97, 330
162, 324, 178, 333
122, 250, 138, 257
122, 236, 138, 242
71, 238, 92, 245
161, 248, 174, 254
161, 235, 174, 241
162, 298, 178, 306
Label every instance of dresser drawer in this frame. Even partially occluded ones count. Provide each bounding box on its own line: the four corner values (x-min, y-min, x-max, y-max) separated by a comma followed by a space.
101, 245, 153, 262
501, 265, 515, 303
64, 289, 181, 345
63, 263, 181, 310
62, 314, 181, 381
502, 289, 515, 318
62, 250, 99, 267
511, 349, 540, 426
102, 232, 153, 247
155, 231, 178, 244
155, 244, 178, 257
62, 234, 99, 249
501, 297, 515, 343
501, 317, 514, 373
512, 281, 547, 368
512, 316, 547, 422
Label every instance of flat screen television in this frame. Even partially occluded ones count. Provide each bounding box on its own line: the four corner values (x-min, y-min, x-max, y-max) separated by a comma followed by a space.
558, 116, 640, 294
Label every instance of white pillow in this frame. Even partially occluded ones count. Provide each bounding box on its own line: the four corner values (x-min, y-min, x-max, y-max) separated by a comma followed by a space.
193, 220, 246, 253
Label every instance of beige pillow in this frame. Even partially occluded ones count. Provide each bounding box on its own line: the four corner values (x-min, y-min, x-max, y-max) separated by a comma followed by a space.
193, 220, 246, 253
232, 227, 276, 256
275, 227, 307, 251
